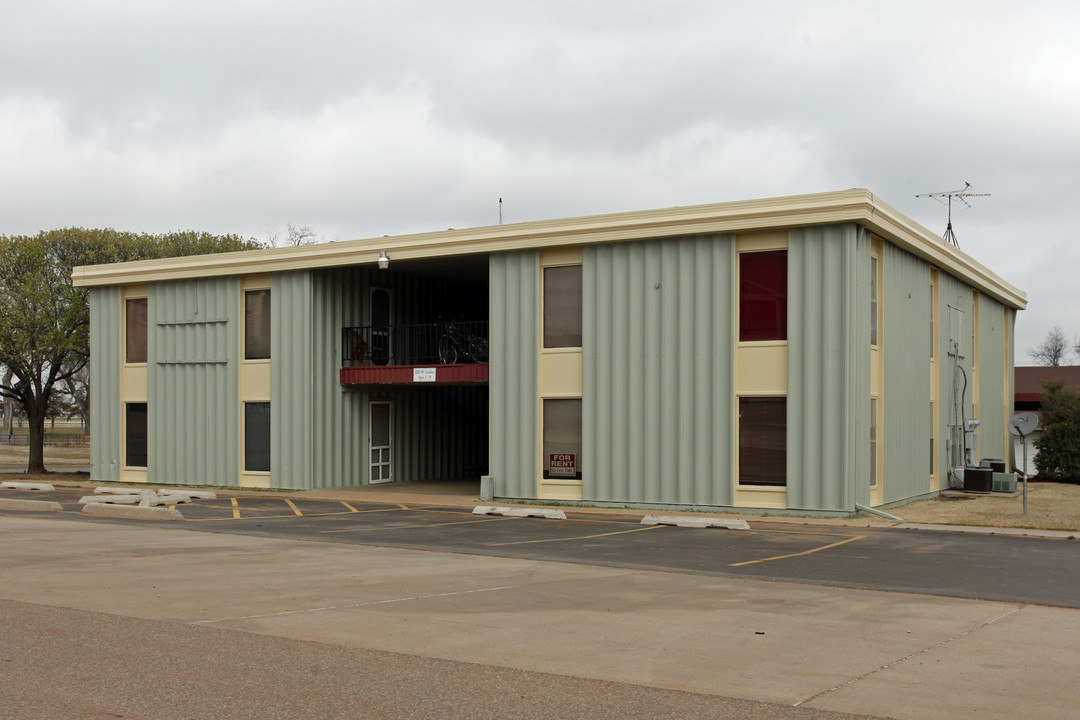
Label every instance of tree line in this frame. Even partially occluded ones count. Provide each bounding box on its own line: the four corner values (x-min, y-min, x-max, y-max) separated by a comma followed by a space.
0, 228, 260, 473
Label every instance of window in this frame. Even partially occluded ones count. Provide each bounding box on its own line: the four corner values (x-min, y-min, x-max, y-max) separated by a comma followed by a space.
870, 398, 878, 486
125, 298, 147, 363
739, 250, 787, 342
929, 277, 936, 360
543, 398, 582, 480
739, 397, 786, 486
125, 403, 147, 467
244, 289, 271, 360
870, 256, 879, 346
244, 402, 271, 472
543, 265, 582, 348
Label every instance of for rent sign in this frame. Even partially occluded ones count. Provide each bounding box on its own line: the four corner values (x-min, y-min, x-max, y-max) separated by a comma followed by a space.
548, 453, 577, 477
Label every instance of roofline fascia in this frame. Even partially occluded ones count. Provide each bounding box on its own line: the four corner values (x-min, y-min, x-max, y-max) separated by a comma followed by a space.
70, 189, 1026, 310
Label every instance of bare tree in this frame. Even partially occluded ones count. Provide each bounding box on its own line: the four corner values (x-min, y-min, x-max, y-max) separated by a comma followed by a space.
1030, 326, 1070, 366
265, 224, 322, 248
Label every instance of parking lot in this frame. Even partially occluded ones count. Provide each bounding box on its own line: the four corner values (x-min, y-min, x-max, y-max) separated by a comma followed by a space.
3, 484, 1079, 608
3, 484, 1080, 719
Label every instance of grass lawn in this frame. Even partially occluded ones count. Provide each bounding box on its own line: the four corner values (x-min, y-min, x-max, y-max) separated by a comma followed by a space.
893, 481, 1080, 532
0, 444, 90, 468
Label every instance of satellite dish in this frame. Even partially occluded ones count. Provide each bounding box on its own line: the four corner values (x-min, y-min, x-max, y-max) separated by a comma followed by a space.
1009, 412, 1039, 436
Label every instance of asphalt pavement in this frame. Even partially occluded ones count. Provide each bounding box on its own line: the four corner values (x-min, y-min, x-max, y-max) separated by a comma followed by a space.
2, 482, 1079, 719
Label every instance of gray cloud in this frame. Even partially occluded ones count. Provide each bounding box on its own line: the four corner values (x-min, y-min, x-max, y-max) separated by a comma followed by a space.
1, 0, 1077, 357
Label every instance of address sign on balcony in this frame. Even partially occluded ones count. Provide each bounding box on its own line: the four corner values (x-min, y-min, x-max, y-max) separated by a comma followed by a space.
413, 367, 437, 383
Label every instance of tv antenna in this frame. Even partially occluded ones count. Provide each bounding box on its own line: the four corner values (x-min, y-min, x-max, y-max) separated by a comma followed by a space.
916, 182, 990, 248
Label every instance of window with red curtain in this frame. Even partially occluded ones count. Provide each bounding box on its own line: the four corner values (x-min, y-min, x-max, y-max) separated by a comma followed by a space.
739, 250, 787, 342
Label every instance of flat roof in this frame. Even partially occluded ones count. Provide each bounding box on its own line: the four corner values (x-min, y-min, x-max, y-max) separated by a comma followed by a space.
71, 188, 1026, 309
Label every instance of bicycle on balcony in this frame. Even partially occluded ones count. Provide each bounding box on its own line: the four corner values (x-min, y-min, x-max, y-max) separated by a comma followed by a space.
438, 320, 488, 364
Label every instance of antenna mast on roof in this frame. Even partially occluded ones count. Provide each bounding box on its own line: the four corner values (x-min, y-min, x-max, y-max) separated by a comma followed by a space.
916, 182, 991, 249
499, 197, 503, 225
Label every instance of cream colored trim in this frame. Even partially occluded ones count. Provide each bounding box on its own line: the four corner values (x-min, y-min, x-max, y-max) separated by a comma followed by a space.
1003, 307, 1012, 473
930, 269, 940, 491
972, 290, 980, 460
539, 246, 583, 266
240, 280, 272, 486
736, 230, 788, 252
70, 190, 1026, 310
870, 237, 884, 506
120, 286, 148, 476
240, 273, 271, 290
538, 252, 583, 501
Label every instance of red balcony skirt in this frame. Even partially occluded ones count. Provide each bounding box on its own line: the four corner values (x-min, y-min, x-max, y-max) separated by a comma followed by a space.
340, 363, 488, 386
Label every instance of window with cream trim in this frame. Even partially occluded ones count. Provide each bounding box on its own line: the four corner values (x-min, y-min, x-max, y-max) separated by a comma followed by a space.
125, 298, 147, 363
244, 289, 271, 360
739, 251, 787, 342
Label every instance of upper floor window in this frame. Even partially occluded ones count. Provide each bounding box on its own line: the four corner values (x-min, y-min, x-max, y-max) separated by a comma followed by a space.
871, 256, 879, 346
543, 265, 582, 348
125, 298, 147, 363
244, 289, 271, 360
739, 250, 787, 342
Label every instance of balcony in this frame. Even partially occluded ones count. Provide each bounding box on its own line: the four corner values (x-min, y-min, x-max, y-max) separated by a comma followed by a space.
340, 320, 489, 386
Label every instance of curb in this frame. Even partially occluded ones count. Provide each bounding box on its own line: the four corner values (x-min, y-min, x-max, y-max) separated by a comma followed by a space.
0, 498, 64, 512
81, 503, 185, 521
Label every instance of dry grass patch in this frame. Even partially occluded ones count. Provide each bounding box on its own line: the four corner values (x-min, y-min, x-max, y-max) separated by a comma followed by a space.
0, 445, 90, 468
895, 482, 1080, 532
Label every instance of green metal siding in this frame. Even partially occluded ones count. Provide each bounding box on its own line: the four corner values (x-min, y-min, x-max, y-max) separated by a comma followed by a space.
787, 224, 869, 512
303, 266, 491, 489
309, 268, 366, 489
977, 294, 1007, 464
881, 243, 933, 504
583, 235, 735, 506
489, 251, 539, 499
271, 271, 314, 489
936, 272, 975, 483
147, 277, 240, 486
89, 287, 122, 483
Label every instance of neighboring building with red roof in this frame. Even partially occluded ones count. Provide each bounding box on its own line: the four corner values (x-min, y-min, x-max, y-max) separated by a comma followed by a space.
1014, 366, 1080, 411
1012, 366, 1080, 476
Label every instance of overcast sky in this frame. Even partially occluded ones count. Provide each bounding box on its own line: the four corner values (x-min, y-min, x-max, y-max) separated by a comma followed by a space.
1, 1, 1075, 361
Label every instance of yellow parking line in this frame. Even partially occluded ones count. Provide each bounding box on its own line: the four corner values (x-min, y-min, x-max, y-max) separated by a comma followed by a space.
728, 535, 865, 567
321, 517, 516, 534
283, 498, 303, 517
341, 502, 359, 513
230, 497, 240, 519
487, 524, 663, 547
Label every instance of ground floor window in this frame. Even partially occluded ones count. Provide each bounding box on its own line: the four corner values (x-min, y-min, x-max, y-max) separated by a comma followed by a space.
738, 397, 786, 486
244, 402, 271, 472
125, 403, 147, 468
543, 398, 582, 480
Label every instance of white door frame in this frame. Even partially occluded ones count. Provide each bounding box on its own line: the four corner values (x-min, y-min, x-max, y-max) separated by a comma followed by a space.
369, 400, 392, 484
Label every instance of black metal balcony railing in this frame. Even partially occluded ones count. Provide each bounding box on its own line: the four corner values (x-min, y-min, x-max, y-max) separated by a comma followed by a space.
342, 320, 488, 366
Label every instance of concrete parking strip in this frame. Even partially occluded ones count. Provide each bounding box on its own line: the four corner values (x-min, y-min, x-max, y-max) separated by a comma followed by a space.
3, 516, 1077, 719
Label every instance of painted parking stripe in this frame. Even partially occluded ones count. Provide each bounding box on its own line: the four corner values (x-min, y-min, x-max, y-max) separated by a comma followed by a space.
341, 502, 359, 513
283, 498, 304, 517
320, 516, 518, 534
230, 497, 241, 519
487, 524, 664, 547
728, 535, 865, 567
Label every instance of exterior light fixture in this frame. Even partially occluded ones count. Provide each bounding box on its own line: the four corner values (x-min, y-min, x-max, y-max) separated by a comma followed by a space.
377, 250, 389, 270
